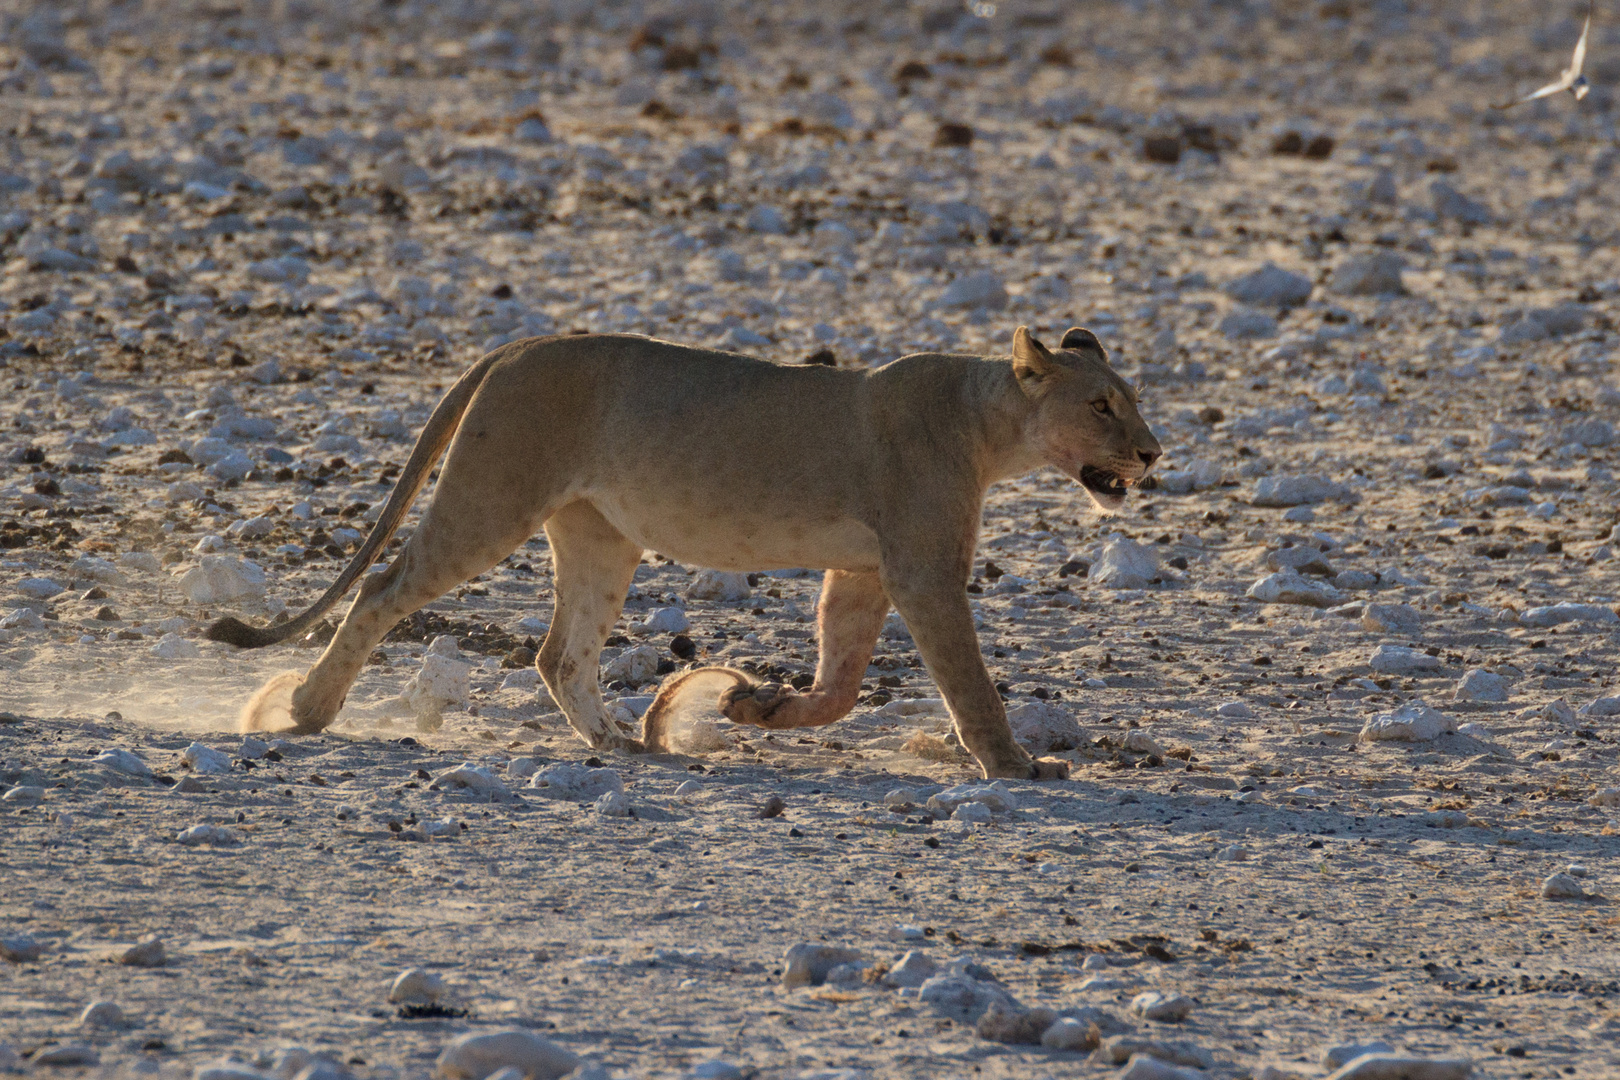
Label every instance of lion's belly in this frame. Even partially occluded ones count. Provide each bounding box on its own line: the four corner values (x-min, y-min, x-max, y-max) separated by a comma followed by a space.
587, 493, 881, 573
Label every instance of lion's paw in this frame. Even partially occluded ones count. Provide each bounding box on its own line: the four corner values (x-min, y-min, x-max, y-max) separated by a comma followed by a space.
720, 681, 795, 727
1030, 757, 1071, 781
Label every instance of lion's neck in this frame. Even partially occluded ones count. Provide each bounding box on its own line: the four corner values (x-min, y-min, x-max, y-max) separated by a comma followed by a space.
971, 363, 1045, 485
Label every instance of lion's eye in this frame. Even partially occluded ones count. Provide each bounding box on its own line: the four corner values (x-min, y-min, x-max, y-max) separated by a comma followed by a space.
1091, 399, 1112, 416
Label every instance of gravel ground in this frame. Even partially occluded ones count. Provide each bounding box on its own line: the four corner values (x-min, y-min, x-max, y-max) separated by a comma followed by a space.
2, 1, 1620, 1078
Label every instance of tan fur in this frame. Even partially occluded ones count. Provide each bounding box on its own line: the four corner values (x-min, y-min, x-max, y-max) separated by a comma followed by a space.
218, 327, 1160, 780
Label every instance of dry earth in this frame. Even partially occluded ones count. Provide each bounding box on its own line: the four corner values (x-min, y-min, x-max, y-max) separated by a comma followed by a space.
2, 1, 1620, 1079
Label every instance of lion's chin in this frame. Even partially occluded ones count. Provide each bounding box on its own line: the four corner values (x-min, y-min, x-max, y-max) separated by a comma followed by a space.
1076, 464, 1129, 513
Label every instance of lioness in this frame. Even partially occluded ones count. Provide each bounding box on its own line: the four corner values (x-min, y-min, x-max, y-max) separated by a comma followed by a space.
210, 326, 1160, 780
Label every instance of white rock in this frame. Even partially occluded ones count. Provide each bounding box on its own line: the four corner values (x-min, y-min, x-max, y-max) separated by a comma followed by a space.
1322, 1042, 1395, 1069
1580, 696, 1620, 718
1216, 844, 1248, 862
176, 824, 239, 846
506, 757, 540, 780
781, 943, 865, 988
240, 736, 269, 760
0, 932, 45, 962
1225, 262, 1313, 307
1116, 1055, 1206, 1080
208, 451, 254, 483
1102, 1036, 1216, 1068
32, 1045, 100, 1067
1040, 1017, 1093, 1050
70, 555, 127, 586
0, 607, 47, 631
952, 801, 992, 824
15, 577, 65, 600
1124, 730, 1166, 758
593, 790, 632, 817
1092, 536, 1159, 589
151, 632, 202, 659
882, 950, 938, 989
602, 644, 660, 687
527, 763, 623, 802
916, 972, 1020, 1023
1590, 788, 1620, 808
637, 607, 690, 635
1331, 252, 1407, 297
1368, 645, 1443, 675
400, 653, 472, 721
687, 569, 751, 601
196, 1061, 276, 1080
1454, 669, 1508, 703
1518, 698, 1575, 725
1520, 602, 1618, 628
436, 763, 512, 800
1360, 703, 1454, 743
500, 669, 542, 692
94, 748, 152, 777
926, 781, 1017, 817
226, 516, 276, 541
1131, 991, 1193, 1022
388, 967, 445, 1005
1325, 1054, 1472, 1080
1541, 872, 1587, 899
1251, 474, 1357, 507
2, 785, 44, 803
116, 936, 166, 967
181, 742, 232, 774
178, 555, 266, 604
1248, 570, 1344, 608
689, 1062, 744, 1080
938, 271, 1008, 310
434, 1030, 581, 1080
78, 1001, 125, 1028
1215, 701, 1254, 719
1005, 701, 1082, 754
1361, 603, 1421, 634
1220, 308, 1279, 340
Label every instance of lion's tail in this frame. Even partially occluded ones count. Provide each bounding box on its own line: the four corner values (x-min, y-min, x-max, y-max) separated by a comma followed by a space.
205, 352, 505, 649
639, 667, 758, 752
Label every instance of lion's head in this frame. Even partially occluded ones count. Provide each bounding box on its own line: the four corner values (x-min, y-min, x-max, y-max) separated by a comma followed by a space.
1012, 325, 1162, 512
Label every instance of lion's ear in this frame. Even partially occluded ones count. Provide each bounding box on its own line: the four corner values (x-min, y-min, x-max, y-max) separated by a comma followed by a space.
1012, 326, 1057, 385
1060, 326, 1106, 359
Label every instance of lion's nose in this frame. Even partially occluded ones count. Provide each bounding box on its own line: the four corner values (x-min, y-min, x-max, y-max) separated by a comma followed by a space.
1137, 448, 1160, 469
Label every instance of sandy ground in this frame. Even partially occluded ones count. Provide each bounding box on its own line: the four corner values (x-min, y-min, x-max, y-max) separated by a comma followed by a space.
3, 1, 1620, 1077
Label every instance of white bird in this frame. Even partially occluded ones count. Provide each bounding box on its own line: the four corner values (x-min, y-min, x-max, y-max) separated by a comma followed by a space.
1494, 1, 1594, 109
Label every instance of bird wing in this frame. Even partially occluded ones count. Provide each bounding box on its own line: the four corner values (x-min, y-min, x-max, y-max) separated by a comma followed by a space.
1569, 1, 1593, 79
1493, 78, 1572, 109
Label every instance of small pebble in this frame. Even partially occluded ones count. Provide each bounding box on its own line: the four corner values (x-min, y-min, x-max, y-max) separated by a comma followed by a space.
1130, 990, 1193, 1022
1, 932, 45, 963
116, 936, 166, 967
77, 1001, 125, 1028
31, 1044, 99, 1067
434, 1029, 581, 1080
388, 967, 445, 1005
1541, 872, 1587, 899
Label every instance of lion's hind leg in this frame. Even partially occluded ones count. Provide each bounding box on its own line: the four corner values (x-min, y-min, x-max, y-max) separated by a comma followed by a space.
537, 501, 645, 752
718, 569, 888, 731
240, 671, 307, 733
639, 667, 757, 753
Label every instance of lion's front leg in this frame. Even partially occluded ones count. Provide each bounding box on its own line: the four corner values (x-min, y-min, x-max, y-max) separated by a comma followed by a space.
881, 570, 1066, 781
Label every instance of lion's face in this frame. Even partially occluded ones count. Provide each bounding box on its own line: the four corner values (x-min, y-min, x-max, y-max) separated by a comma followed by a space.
1013, 326, 1162, 513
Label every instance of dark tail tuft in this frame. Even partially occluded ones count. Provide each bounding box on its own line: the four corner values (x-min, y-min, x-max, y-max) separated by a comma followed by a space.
205, 616, 284, 649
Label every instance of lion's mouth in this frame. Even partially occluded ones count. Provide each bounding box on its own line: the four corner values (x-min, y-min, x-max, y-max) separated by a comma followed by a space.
1079, 465, 1129, 501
